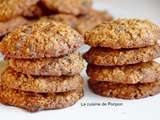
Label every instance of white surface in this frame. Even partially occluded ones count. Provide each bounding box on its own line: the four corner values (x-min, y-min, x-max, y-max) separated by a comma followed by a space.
0, 0, 160, 120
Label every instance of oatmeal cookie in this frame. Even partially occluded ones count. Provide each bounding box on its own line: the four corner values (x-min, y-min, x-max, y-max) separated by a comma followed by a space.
0, 20, 84, 58
0, 0, 39, 21
83, 46, 160, 66
41, 0, 92, 15
9, 52, 84, 76
0, 86, 83, 112
85, 19, 160, 49
1, 67, 83, 93
76, 9, 112, 35
41, 14, 78, 28
87, 62, 160, 84
0, 17, 30, 38
88, 80, 160, 99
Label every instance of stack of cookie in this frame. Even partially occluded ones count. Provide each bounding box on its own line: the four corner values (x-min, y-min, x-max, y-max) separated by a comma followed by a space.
84, 19, 160, 99
0, 20, 84, 112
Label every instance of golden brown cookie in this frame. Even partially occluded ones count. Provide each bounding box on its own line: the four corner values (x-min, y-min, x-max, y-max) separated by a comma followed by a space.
22, 4, 44, 18
87, 62, 160, 84
0, 17, 30, 38
0, 20, 84, 59
88, 80, 160, 99
85, 19, 160, 49
83, 46, 160, 66
41, 0, 92, 15
0, 0, 40, 21
0, 86, 83, 112
76, 9, 113, 35
9, 52, 84, 76
1, 67, 83, 93
40, 14, 78, 28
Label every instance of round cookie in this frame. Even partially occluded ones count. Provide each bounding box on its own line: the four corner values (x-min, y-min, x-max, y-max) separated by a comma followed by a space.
0, 0, 40, 21
88, 80, 160, 99
76, 9, 113, 35
0, 86, 83, 112
22, 4, 44, 18
9, 52, 84, 76
0, 20, 84, 59
1, 67, 83, 93
83, 45, 160, 66
41, 14, 78, 28
41, 0, 92, 15
87, 62, 160, 84
0, 17, 30, 38
85, 19, 160, 49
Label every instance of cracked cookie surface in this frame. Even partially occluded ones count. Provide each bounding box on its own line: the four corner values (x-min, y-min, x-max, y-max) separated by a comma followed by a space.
0, 20, 84, 58
85, 19, 160, 49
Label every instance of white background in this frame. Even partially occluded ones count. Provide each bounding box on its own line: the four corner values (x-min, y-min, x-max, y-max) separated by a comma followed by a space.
0, 0, 160, 120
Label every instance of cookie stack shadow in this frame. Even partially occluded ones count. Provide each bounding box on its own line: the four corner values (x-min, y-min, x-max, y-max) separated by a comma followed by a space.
0, 20, 84, 112
84, 19, 160, 99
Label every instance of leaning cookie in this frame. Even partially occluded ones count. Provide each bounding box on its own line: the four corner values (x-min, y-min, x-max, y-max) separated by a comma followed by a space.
0, 0, 40, 21
9, 52, 84, 76
0, 17, 30, 38
0, 86, 83, 112
87, 62, 160, 84
1, 67, 83, 93
0, 20, 84, 59
40, 14, 78, 28
41, 0, 92, 15
83, 46, 160, 66
85, 19, 160, 49
76, 9, 113, 35
88, 80, 160, 99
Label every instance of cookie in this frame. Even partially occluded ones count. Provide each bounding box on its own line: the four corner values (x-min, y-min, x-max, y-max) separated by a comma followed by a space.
0, 86, 83, 112
1, 67, 83, 93
88, 80, 160, 99
83, 46, 160, 66
0, 20, 84, 59
87, 62, 160, 84
41, 14, 78, 28
0, 17, 30, 38
22, 4, 44, 18
76, 9, 113, 35
41, 0, 92, 15
85, 19, 160, 49
9, 52, 84, 76
0, 0, 40, 21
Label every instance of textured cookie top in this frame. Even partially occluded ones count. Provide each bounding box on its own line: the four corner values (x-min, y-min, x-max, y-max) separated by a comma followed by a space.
42, 0, 92, 15
41, 14, 78, 28
0, 17, 30, 38
76, 9, 113, 35
0, 20, 84, 59
0, 0, 39, 21
85, 19, 160, 49
87, 62, 160, 84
